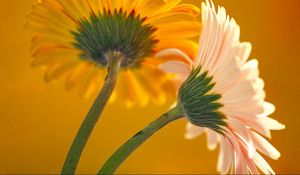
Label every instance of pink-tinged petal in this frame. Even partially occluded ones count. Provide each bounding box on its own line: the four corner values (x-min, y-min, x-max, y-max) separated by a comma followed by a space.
243, 59, 259, 80
237, 42, 252, 64
214, 58, 258, 96
260, 116, 286, 130
228, 118, 255, 158
155, 48, 193, 66
253, 152, 275, 175
221, 103, 264, 121
159, 60, 191, 76
259, 102, 276, 116
249, 120, 272, 138
184, 123, 205, 139
228, 132, 248, 174
253, 78, 265, 92
230, 116, 272, 138
235, 156, 248, 174
217, 137, 232, 174
251, 131, 281, 160
237, 138, 260, 174
213, 56, 242, 92
221, 79, 257, 105
245, 155, 260, 174
206, 129, 218, 150
199, 4, 220, 71
195, 0, 243, 79
211, 41, 250, 79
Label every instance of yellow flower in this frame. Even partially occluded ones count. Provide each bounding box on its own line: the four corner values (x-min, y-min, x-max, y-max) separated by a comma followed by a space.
25, 0, 201, 107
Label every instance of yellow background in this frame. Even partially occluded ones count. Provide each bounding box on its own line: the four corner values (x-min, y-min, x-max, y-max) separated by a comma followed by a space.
0, 0, 299, 174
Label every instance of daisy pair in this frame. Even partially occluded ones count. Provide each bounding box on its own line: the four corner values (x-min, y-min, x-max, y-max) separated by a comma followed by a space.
26, 0, 284, 174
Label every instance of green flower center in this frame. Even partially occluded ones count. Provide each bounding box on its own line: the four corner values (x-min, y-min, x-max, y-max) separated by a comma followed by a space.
72, 9, 158, 68
178, 67, 227, 134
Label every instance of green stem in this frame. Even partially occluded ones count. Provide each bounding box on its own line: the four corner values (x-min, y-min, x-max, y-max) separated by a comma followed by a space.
61, 52, 123, 175
98, 105, 184, 174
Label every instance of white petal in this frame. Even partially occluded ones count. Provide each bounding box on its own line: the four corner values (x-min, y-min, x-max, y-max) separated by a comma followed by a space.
184, 123, 205, 139
238, 42, 252, 64
214, 58, 258, 96
221, 102, 264, 120
217, 137, 232, 174
213, 55, 242, 91
259, 102, 276, 117
155, 48, 193, 66
159, 60, 191, 76
228, 118, 255, 158
221, 79, 257, 105
234, 116, 272, 138
253, 152, 275, 175
243, 59, 259, 79
195, 0, 240, 73
245, 156, 260, 174
206, 129, 218, 150
251, 131, 281, 160
260, 117, 285, 130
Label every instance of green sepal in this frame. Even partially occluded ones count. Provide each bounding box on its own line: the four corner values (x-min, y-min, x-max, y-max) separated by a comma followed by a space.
178, 66, 227, 134
72, 9, 157, 68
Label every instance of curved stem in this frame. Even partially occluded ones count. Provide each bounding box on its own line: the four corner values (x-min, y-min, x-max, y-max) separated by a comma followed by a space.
98, 105, 184, 174
61, 52, 123, 175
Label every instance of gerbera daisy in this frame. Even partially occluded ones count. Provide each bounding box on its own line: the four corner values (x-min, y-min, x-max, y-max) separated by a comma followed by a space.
26, 0, 201, 174
25, 0, 201, 106
157, 1, 285, 174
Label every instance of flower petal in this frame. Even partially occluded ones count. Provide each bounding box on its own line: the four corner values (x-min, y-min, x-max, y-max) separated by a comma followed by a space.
228, 118, 255, 158
253, 152, 275, 175
159, 61, 191, 77
251, 131, 281, 160
217, 137, 232, 174
206, 129, 218, 150
185, 123, 205, 139
260, 117, 286, 130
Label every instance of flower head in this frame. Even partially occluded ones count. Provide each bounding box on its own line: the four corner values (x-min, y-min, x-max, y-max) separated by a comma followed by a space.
25, 0, 201, 106
158, 0, 285, 174
178, 67, 226, 134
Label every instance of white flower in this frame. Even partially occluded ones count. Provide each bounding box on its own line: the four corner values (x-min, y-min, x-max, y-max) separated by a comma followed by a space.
156, 0, 285, 174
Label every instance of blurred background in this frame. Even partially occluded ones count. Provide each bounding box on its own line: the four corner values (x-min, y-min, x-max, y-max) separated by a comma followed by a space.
0, 0, 299, 174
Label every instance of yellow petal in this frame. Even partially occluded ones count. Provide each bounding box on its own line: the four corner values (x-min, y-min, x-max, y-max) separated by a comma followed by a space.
65, 62, 93, 90
56, 0, 84, 20
79, 68, 105, 99
31, 45, 78, 66
134, 66, 167, 105
114, 72, 133, 107
44, 60, 79, 82
155, 21, 201, 39
135, 0, 165, 18
124, 70, 149, 107
155, 0, 181, 15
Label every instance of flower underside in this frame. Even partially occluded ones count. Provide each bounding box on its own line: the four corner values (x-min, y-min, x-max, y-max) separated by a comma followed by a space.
178, 67, 227, 134
72, 9, 158, 68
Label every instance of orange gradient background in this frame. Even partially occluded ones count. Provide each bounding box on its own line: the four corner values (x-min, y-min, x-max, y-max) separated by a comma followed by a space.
0, 0, 299, 174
